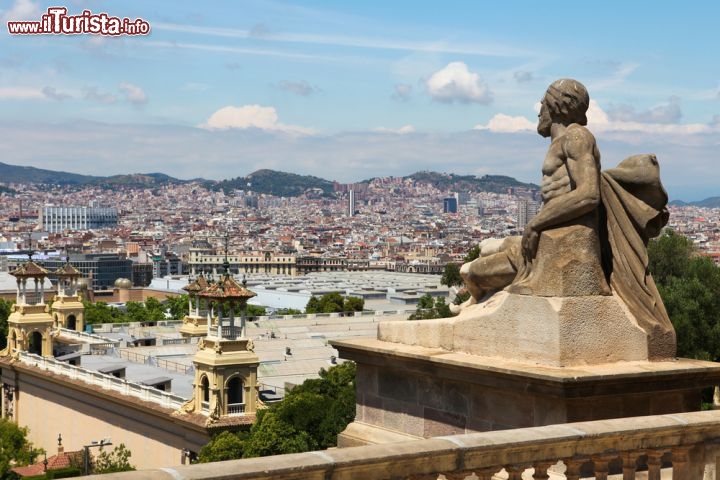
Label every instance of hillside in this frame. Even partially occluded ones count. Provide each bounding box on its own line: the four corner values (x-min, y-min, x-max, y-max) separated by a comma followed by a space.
213, 169, 335, 197
362, 171, 539, 194
0, 161, 101, 184
0, 162, 187, 188
669, 197, 720, 208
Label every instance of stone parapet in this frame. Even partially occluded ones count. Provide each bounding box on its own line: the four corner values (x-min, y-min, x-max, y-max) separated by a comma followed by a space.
333, 338, 720, 442
85, 409, 720, 479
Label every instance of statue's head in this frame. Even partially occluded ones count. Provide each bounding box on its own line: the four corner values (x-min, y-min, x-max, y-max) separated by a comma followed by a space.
538, 79, 589, 136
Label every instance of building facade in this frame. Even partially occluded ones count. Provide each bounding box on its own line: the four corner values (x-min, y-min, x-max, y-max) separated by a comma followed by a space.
40, 206, 118, 233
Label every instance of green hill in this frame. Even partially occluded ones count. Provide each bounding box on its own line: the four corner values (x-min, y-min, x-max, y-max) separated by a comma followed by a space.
363, 171, 539, 194
213, 169, 335, 197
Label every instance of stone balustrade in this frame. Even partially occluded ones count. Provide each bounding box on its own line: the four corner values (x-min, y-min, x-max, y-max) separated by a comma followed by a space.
17, 351, 186, 409
84, 409, 720, 479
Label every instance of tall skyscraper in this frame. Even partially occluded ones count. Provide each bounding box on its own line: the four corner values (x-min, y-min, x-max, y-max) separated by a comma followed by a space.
517, 199, 540, 229
443, 197, 458, 214
348, 189, 356, 217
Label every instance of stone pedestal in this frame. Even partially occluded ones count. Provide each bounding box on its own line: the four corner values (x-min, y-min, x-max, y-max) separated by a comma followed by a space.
378, 292, 651, 367
333, 338, 720, 447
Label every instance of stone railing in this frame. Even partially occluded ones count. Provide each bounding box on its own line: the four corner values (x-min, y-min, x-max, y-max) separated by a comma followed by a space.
227, 403, 245, 415
57, 327, 119, 345
17, 352, 186, 410
85, 410, 720, 479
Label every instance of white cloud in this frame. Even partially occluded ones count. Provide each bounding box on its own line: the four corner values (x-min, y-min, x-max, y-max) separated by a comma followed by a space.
605, 96, 682, 124
0, 0, 40, 23
587, 100, 714, 135
0, 87, 44, 99
119, 82, 148, 105
42, 86, 71, 101
477, 99, 718, 137
391, 83, 413, 102
426, 62, 492, 104
276, 80, 319, 96
473, 114, 535, 133
82, 86, 116, 104
200, 105, 314, 135
513, 71, 535, 83
374, 125, 415, 134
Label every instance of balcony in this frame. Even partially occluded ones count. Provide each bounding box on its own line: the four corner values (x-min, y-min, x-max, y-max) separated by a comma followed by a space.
227, 403, 245, 415
86, 409, 720, 479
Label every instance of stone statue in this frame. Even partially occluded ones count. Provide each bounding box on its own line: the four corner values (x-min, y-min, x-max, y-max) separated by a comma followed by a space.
451, 78, 675, 358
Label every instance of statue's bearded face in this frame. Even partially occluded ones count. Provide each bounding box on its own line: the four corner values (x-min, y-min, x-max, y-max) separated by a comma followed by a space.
537, 100, 552, 137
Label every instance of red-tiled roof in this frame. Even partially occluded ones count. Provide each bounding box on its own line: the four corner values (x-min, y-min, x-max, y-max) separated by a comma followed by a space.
54, 263, 82, 277
11, 450, 82, 477
11, 261, 49, 278
183, 275, 208, 293
198, 275, 256, 301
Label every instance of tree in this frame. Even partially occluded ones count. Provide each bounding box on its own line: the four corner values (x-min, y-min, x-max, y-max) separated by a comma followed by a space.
143, 297, 167, 321
92, 444, 135, 474
124, 301, 146, 323
242, 411, 312, 458
648, 230, 720, 361
246, 304, 267, 317
202, 362, 357, 461
464, 245, 481, 263
83, 301, 127, 325
198, 431, 247, 463
0, 418, 43, 479
648, 229, 696, 285
441, 263, 462, 288
165, 294, 189, 320
0, 299, 13, 350
305, 292, 359, 314
342, 296, 364, 312
408, 294, 452, 320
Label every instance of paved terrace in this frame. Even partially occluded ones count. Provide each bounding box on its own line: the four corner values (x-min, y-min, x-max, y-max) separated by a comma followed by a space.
150, 271, 451, 312
52, 310, 413, 404
86, 409, 720, 479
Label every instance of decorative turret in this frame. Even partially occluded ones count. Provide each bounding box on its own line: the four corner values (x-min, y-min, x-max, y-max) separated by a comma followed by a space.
5, 260, 55, 357
52, 259, 85, 332
180, 260, 260, 424
179, 274, 209, 338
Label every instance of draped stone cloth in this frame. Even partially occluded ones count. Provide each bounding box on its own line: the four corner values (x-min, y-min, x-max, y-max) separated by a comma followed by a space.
600, 154, 676, 358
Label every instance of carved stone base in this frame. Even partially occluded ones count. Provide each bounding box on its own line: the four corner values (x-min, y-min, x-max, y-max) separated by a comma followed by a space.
332, 338, 720, 447
379, 291, 653, 367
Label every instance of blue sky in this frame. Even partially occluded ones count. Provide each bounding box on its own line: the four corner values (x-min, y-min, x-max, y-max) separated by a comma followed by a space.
1, 0, 719, 200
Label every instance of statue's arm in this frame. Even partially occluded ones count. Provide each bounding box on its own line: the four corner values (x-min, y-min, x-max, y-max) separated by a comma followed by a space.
522, 128, 600, 258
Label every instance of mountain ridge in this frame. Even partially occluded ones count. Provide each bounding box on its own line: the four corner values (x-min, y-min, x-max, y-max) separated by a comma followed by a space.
0, 161, 715, 203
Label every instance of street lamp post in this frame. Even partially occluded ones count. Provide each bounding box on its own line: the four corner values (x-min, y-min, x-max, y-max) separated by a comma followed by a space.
82, 439, 112, 476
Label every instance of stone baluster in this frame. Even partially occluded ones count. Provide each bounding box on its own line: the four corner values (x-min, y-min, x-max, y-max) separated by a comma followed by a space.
531, 461, 553, 479
591, 453, 616, 480
505, 465, 524, 480
670, 446, 692, 480
443, 471, 474, 480
621, 451, 638, 480
406, 474, 438, 480
646, 450, 664, 480
563, 458, 584, 480
475, 467, 500, 480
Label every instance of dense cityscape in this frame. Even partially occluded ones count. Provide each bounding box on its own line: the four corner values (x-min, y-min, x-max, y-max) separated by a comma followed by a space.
0, 172, 720, 288
0, 173, 718, 286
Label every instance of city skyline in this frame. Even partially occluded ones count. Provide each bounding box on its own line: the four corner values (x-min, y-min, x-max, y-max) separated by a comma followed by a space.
1, 1, 719, 200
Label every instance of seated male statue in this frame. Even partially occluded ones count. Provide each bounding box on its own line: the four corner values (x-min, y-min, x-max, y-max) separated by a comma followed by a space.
452, 78, 674, 358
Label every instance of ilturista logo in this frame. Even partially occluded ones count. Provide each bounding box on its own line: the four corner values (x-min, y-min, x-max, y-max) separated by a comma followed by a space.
7, 7, 151, 35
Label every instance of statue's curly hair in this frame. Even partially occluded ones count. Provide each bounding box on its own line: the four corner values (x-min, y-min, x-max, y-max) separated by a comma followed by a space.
544, 79, 589, 125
